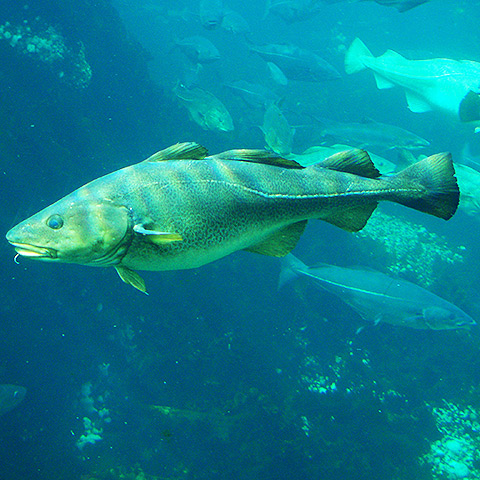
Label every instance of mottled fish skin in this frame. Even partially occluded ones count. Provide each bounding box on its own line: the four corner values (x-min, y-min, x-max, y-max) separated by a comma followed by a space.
6, 143, 459, 292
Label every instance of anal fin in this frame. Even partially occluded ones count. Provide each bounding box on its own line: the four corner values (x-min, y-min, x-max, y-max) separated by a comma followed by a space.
405, 90, 432, 113
323, 203, 377, 232
245, 220, 307, 257
373, 73, 395, 89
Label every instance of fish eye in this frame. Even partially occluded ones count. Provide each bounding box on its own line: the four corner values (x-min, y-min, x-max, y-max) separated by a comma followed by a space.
46, 214, 64, 230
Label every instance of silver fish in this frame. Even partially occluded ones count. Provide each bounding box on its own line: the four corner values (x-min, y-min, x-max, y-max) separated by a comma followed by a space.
319, 119, 430, 151
250, 43, 341, 82
279, 254, 475, 330
345, 38, 480, 129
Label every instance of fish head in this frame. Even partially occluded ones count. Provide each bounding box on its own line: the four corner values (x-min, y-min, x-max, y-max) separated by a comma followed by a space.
6, 190, 132, 267
409, 137, 430, 149
422, 305, 476, 330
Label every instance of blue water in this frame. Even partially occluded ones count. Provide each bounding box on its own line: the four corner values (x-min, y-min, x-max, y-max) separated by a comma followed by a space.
1, 1, 480, 479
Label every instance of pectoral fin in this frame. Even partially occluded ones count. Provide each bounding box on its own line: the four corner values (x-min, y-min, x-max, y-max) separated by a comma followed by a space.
133, 224, 183, 244
115, 266, 148, 294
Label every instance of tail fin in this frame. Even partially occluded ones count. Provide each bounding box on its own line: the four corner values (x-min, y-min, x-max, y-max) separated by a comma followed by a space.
278, 254, 308, 290
345, 38, 373, 74
390, 152, 460, 220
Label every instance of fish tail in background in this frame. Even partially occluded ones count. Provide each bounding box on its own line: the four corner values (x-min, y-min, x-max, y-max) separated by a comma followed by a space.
387, 152, 460, 220
278, 254, 307, 290
344, 38, 372, 74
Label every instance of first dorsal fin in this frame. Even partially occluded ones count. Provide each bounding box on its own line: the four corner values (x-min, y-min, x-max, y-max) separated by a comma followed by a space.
209, 149, 304, 169
316, 149, 381, 179
144, 142, 209, 163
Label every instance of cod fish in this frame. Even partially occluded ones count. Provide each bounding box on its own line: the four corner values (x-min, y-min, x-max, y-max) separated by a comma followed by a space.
199, 0, 224, 29
250, 43, 341, 82
262, 103, 295, 156
324, 0, 429, 12
318, 118, 430, 151
174, 36, 220, 64
173, 84, 234, 132
6, 142, 459, 293
345, 38, 480, 128
279, 254, 475, 330
0, 384, 26, 416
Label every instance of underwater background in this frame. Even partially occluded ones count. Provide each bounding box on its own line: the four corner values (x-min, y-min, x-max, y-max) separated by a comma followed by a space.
2, 1, 480, 479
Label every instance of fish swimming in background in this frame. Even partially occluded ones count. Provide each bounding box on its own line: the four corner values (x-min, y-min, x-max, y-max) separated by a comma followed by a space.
279, 254, 475, 330
264, 0, 324, 23
199, 0, 224, 29
6, 142, 459, 293
323, 0, 429, 12
0, 384, 26, 416
262, 103, 295, 156
345, 38, 480, 129
250, 43, 341, 82
173, 36, 220, 64
317, 118, 430, 151
173, 84, 234, 132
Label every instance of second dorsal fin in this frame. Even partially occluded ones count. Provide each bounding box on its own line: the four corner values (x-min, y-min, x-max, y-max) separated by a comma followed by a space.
209, 149, 304, 169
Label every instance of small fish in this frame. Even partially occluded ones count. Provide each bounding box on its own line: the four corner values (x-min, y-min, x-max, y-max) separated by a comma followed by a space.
279, 254, 475, 330
262, 103, 295, 156
345, 38, 480, 129
265, 0, 324, 23
220, 8, 250, 35
6, 143, 459, 293
200, 0, 224, 29
174, 36, 220, 64
323, 0, 428, 11
318, 119, 430, 151
250, 43, 341, 82
0, 384, 26, 416
173, 84, 234, 132
365, 0, 429, 12
224, 80, 279, 108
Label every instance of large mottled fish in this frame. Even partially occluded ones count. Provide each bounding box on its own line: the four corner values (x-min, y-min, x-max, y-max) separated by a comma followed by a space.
6, 142, 459, 293
0, 384, 26, 416
279, 254, 475, 330
345, 38, 480, 129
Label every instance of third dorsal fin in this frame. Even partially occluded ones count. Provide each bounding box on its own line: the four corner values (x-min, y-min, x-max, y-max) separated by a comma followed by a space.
316, 149, 381, 179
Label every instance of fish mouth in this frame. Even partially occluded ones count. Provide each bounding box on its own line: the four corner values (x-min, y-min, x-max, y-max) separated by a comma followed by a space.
9, 242, 57, 260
